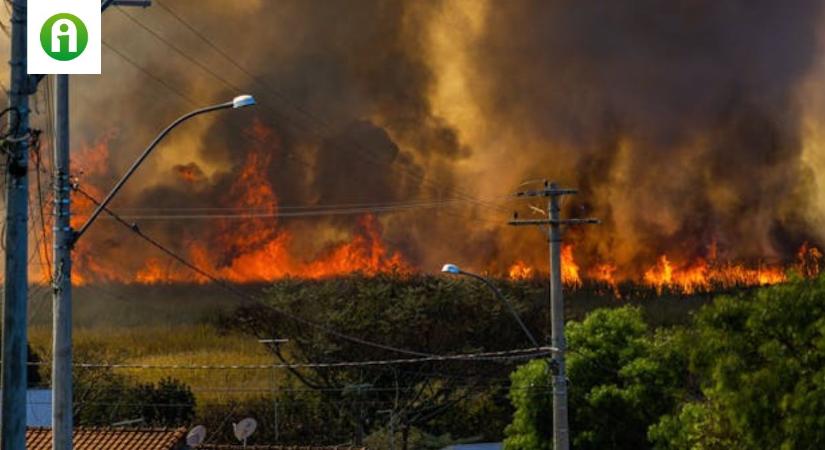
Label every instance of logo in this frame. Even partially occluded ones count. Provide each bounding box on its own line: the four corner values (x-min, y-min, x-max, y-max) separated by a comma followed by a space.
40, 13, 88, 61
28, 0, 101, 75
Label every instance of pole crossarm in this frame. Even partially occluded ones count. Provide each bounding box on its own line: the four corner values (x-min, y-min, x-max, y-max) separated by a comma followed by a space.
507, 180, 598, 450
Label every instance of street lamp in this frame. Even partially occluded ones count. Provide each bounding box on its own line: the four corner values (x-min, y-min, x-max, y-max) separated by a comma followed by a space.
49, 95, 256, 450
73, 94, 257, 242
441, 263, 540, 348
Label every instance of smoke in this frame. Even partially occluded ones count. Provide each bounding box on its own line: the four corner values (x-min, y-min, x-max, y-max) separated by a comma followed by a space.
450, 0, 825, 274
6, 0, 825, 281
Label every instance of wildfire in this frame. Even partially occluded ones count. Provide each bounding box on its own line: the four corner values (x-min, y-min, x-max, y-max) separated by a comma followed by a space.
507, 244, 813, 296
61, 125, 409, 285
28, 124, 825, 293
507, 244, 581, 286
508, 261, 534, 280
561, 244, 582, 287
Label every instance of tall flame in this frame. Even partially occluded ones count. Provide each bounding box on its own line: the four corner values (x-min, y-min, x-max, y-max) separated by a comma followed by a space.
61, 127, 409, 285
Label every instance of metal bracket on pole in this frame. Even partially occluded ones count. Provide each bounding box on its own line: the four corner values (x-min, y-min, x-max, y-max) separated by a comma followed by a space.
508, 180, 598, 450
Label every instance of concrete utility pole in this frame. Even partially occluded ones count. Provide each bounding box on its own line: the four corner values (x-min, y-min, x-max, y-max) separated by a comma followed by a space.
51, 74, 72, 450
509, 181, 598, 450
2, 1, 33, 449
50, 4, 152, 449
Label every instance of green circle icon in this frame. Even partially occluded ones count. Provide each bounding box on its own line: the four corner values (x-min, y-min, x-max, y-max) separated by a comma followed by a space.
40, 13, 88, 61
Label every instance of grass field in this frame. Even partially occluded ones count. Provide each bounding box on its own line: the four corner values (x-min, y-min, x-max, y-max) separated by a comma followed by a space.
28, 324, 281, 403
24, 280, 723, 406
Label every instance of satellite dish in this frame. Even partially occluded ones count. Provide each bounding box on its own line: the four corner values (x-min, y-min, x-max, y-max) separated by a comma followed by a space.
186, 425, 207, 446
233, 417, 257, 442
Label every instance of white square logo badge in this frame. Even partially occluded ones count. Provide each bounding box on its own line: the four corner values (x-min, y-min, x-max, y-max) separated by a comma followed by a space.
28, 0, 101, 74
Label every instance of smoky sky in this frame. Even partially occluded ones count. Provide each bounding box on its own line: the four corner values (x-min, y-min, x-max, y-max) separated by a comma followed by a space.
471, 0, 825, 269
16, 0, 825, 280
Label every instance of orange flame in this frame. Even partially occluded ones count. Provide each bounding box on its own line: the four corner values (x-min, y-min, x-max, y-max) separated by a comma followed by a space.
507, 244, 581, 286
508, 261, 534, 280
31, 124, 825, 292
69, 125, 409, 285
561, 244, 582, 287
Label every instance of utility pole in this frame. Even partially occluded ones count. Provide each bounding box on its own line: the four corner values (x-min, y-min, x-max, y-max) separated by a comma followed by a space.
50, 4, 152, 450
3, 1, 34, 449
509, 181, 598, 450
52, 74, 72, 450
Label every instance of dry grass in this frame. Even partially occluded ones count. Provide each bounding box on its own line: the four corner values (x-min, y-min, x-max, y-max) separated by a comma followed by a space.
29, 324, 285, 402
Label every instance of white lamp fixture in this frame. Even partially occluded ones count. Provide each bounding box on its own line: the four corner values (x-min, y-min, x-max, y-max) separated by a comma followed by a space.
232, 94, 257, 109
441, 263, 461, 275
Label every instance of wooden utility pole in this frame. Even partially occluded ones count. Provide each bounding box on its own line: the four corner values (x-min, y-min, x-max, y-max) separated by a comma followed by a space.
509, 181, 598, 450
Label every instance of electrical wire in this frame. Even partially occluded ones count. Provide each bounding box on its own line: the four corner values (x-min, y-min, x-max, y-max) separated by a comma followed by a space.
99, 37, 509, 229
22, 347, 552, 371
100, 198, 514, 221
72, 184, 437, 359
116, 5, 508, 214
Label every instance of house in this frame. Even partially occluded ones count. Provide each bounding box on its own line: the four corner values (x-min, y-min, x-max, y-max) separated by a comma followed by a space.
25, 426, 367, 450
26, 427, 188, 450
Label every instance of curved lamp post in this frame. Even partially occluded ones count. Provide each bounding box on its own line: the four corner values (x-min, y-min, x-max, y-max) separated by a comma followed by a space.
73, 94, 256, 242
50, 94, 256, 450
441, 263, 540, 348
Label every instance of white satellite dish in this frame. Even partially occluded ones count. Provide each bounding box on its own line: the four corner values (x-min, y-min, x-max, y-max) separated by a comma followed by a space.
186, 425, 207, 446
233, 417, 257, 443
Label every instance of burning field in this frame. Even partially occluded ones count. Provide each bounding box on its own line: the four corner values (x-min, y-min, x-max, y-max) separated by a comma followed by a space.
14, 0, 825, 295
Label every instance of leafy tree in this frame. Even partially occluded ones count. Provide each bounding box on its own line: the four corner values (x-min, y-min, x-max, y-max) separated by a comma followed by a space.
505, 306, 686, 450
74, 369, 195, 427
27, 344, 44, 387
503, 359, 552, 450
133, 377, 196, 426
650, 277, 825, 450
227, 274, 547, 448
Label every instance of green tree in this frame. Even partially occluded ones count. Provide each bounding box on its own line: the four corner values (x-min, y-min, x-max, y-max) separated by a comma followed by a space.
227, 274, 546, 447
74, 370, 195, 428
650, 277, 825, 450
134, 377, 196, 426
505, 306, 686, 450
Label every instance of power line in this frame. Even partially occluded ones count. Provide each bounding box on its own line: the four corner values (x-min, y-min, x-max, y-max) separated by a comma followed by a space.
72, 184, 434, 359
101, 29, 507, 227
118, 5, 507, 214
102, 40, 200, 107
21, 347, 553, 371
99, 198, 514, 221
96, 196, 515, 213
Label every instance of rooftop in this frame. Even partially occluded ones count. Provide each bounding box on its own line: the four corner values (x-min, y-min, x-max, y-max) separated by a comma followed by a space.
26, 427, 188, 450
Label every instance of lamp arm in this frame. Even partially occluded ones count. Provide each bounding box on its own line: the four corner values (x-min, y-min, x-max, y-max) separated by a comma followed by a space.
461, 271, 540, 348
73, 101, 233, 243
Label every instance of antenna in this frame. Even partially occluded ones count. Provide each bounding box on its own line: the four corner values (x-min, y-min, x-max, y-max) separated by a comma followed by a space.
233, 417, 257, 447
186, 425, 207, 447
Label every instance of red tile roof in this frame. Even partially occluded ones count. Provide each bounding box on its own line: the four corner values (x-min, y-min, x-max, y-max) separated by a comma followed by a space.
26, 427, 188, 450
